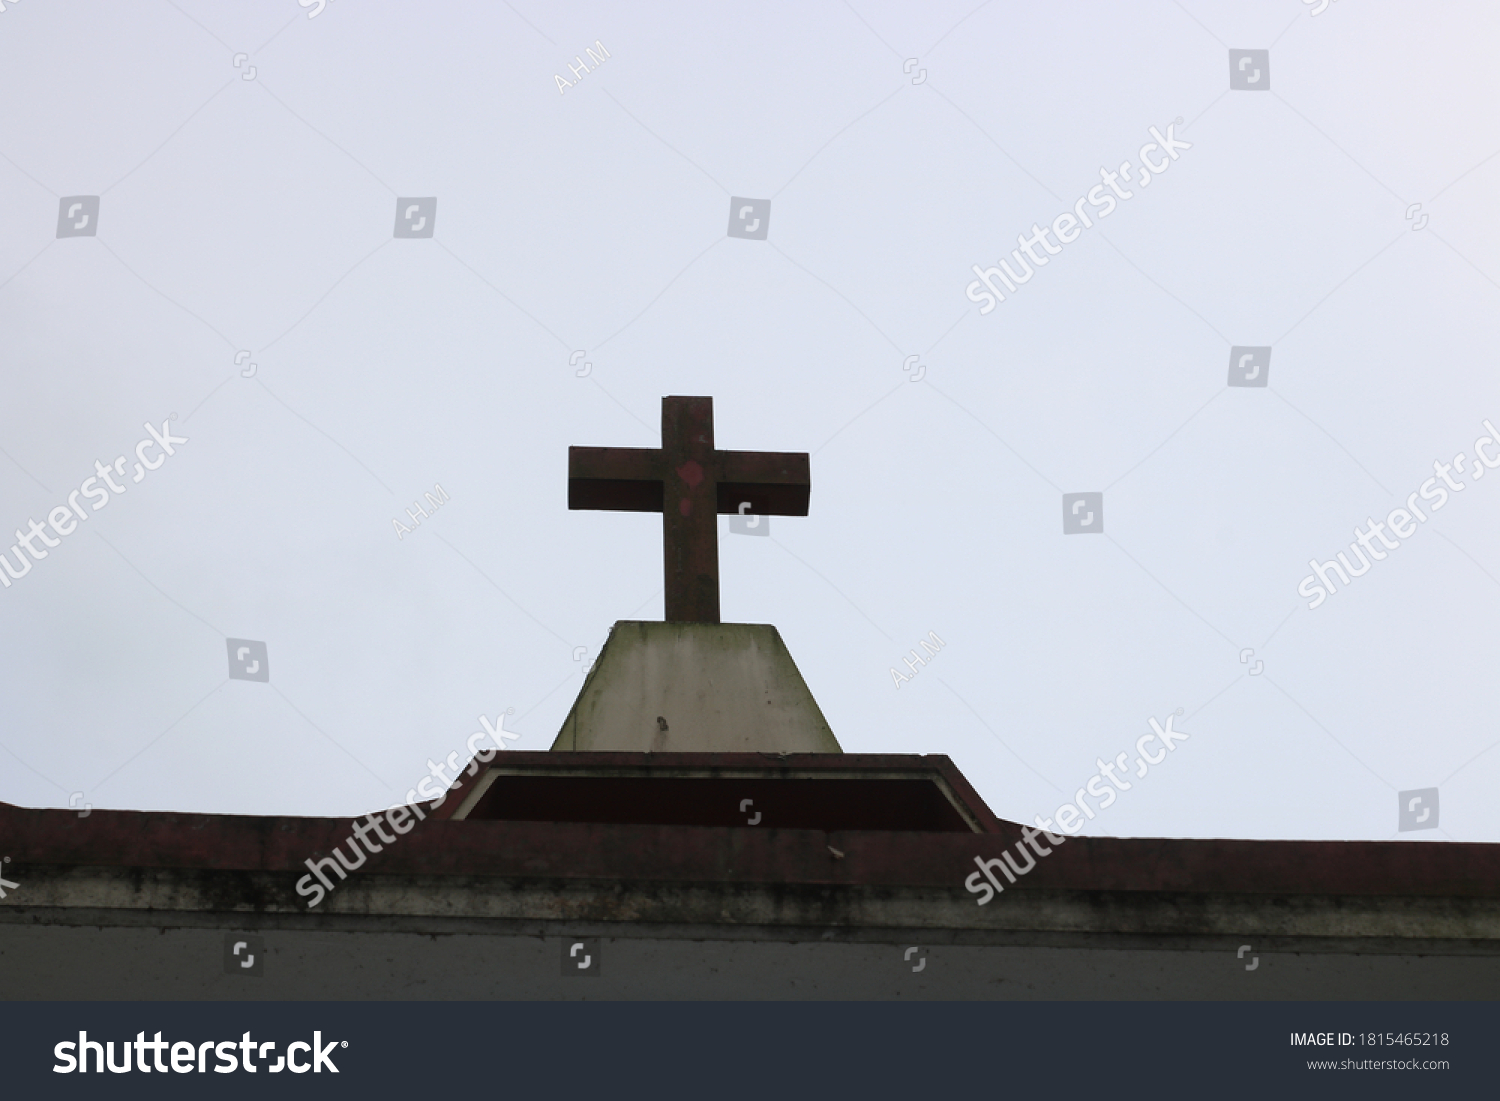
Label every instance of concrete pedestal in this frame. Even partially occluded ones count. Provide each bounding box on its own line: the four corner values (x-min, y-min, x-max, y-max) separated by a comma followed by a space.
551, 621, 841, 753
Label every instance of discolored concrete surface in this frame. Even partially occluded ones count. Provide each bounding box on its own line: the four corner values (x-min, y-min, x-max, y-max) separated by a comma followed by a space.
551, 621, 841, 753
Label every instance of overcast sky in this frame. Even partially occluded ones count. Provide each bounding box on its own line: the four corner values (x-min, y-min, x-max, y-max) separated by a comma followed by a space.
2, 0, 1497, 846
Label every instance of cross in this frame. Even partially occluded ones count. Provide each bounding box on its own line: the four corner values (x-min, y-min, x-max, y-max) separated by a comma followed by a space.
568, 396, 811, 623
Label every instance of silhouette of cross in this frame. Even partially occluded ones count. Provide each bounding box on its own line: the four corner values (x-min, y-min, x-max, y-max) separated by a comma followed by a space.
569, 396, 811, 623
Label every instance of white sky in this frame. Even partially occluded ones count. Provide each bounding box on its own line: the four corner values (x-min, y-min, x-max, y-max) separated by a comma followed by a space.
1, 0, 1497, 845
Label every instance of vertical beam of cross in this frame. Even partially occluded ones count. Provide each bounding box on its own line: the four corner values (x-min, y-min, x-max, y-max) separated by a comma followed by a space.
568, 396, 811, 623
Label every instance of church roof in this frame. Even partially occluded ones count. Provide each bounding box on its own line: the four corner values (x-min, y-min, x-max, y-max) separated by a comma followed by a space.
5, 752, 1498, 902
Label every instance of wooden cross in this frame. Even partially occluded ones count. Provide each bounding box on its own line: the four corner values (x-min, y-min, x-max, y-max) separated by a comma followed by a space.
568, 396, 811, 623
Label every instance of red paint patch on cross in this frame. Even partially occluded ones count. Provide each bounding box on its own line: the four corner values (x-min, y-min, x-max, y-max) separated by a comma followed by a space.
568, 397, 812, 623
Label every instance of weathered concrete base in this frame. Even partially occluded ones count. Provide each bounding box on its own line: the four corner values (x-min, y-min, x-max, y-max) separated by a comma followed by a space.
4, 868, 1496, 999
11, 867, 1500, 943
552, 621, 841, 753
5, 910, 1496, 1001
6, 751, 1496, 1000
